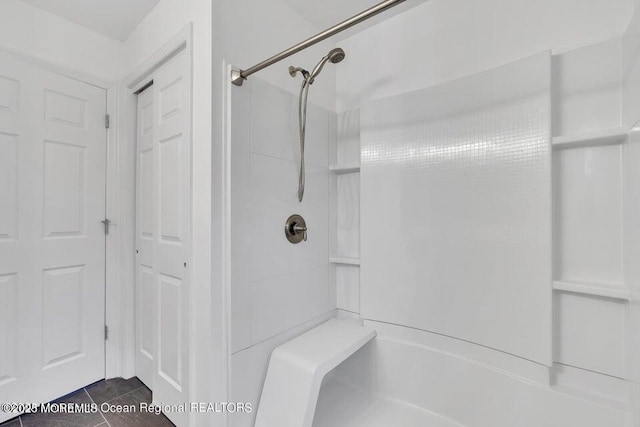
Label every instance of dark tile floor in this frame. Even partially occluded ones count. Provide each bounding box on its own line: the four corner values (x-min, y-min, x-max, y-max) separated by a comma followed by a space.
1, 377, 174, 427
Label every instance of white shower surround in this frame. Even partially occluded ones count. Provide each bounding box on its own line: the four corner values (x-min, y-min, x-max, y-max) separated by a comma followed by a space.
312, 19, 640, 427
360, 51, 552, 366
224, 1, 640, 427
229, 44, 638, 425
311, 49, 632, 427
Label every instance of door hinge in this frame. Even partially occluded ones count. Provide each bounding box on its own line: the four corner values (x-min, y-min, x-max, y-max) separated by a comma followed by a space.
104, 325, 109, 340
105, 114, 110, 129
101, 218, 111, 235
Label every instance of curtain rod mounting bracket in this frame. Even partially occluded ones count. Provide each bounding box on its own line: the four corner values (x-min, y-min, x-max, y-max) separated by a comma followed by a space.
231, 69, 245, 86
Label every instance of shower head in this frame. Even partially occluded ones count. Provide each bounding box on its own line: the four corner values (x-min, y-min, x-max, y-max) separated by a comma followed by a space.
308, 47, 346, 82
328, 48, 346, 64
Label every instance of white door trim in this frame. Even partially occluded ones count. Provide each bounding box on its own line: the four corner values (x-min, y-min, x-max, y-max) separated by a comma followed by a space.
106, 24, 194, 387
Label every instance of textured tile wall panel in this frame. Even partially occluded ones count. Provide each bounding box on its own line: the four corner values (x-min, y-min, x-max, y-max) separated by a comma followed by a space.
360, 52, 552, 365
230, 76, 332, 353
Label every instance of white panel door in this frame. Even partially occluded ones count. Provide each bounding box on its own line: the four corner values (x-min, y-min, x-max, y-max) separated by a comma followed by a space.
136, 86, 155, 389
0, 51, 106, 422
134, 49, 190, 427
152, 48, 190, 427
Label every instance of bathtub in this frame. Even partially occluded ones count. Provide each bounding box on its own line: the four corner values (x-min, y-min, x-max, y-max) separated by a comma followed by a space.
311, 320, 628, 427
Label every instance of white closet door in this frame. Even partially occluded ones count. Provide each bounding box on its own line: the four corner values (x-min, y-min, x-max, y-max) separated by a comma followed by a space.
134, 48, 190, 426
0, 51, 106, 422
136, 86, 155, 389
152, 49, 190, 427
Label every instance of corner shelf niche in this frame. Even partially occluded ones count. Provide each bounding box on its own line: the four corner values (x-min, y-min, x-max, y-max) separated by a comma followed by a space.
330, 109, 362, 316
552, 280, 631, 301
329, 256, 360, 266
329, 164, 360, 174
552, 127, 628, 149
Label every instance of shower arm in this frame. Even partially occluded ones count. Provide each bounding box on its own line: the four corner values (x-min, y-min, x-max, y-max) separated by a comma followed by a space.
230, 0, 407, 86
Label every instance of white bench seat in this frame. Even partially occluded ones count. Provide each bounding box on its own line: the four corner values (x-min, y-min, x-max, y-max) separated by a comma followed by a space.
255, 319, 376, 427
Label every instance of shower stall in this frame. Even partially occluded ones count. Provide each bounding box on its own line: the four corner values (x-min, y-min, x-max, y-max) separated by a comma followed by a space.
223, 0, 640, 426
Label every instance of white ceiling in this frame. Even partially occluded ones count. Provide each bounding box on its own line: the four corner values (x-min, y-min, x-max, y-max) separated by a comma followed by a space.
19, 0, 423, 42
282, 0, 426, 39
19, 0, 161, 41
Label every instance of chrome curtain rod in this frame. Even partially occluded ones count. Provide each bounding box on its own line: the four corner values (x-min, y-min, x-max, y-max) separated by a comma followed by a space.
230, 0, 407, 86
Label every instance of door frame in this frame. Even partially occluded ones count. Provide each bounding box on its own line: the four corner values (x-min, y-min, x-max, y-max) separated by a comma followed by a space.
106, 24, 194, 387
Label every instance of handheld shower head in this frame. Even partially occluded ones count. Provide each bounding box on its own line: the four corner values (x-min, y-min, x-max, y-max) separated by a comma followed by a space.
289, 47, 346, 202
309, 47, 346, 82
328, 48, 346, 64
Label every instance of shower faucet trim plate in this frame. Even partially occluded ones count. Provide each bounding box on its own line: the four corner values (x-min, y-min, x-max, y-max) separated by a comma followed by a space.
285, 214, 308, 244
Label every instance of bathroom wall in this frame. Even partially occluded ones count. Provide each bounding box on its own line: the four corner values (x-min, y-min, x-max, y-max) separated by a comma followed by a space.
552, 38, 622, 137
623, 0, 640, 126
227, 76, 336, 427
336, 0, 632, 112
0, 0, 123, 82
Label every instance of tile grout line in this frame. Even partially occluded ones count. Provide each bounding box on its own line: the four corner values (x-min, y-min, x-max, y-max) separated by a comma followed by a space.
3, 380, 148, 427
83, 388, 110, 427
103, 385, 147, 405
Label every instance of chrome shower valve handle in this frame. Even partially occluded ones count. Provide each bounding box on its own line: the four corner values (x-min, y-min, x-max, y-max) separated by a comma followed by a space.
285, 214, 308, 244
293, 224, 308, 242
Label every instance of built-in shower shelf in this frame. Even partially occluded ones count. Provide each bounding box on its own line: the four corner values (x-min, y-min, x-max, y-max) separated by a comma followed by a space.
330, 256, 360, 266
329, 164, 360, 174
552, 127, 628, 149
552, 280, 631, 301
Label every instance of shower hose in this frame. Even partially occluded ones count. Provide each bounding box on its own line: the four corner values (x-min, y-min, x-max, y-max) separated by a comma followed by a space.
298, 78, 311, 202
